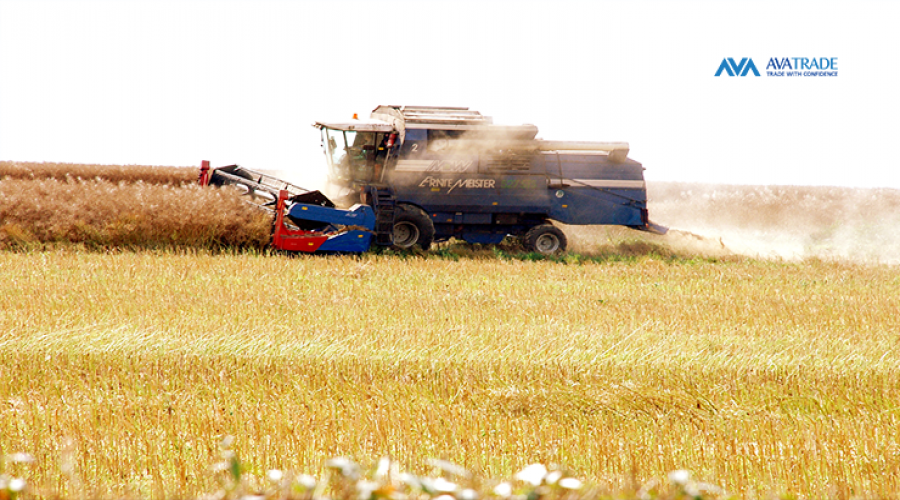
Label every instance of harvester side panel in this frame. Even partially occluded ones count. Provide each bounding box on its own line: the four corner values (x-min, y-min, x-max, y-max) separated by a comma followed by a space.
381, 146, 655, 241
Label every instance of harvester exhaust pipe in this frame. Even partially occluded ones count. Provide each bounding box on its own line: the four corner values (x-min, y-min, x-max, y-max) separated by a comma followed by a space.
536, 141, 630, 162
448, 140, 631, 162
535, 140, 629, 153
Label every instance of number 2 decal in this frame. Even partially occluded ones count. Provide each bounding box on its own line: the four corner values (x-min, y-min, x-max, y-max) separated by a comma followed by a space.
411, 144, 419, 152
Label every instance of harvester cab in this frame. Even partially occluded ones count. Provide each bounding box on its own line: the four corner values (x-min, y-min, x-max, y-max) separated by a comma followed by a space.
200, 105, 667, 254
316, 118, 398, 206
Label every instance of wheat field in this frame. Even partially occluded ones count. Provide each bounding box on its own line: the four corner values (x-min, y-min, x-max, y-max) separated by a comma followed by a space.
2, 251, 899, 499
2, 162, 900, 499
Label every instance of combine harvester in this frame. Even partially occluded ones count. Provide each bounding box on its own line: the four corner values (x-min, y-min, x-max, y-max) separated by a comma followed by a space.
199, 105, 667, 254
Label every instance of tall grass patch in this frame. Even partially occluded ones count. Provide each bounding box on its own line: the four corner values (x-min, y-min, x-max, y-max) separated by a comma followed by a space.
0, 161, 197, 185
0, 178, 271, 250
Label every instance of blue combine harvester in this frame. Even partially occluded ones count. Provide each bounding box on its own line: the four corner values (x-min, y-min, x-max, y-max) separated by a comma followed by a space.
200, 105, 666, 254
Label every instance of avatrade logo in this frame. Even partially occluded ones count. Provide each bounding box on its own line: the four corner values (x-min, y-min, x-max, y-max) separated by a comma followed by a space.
716, 57, 838, 77
765, 58, 838, 77
715, 57, 760, 77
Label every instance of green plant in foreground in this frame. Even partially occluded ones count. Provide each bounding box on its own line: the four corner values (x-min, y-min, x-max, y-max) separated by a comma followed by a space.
0, 452, 34, 500
197, 437, 732, 500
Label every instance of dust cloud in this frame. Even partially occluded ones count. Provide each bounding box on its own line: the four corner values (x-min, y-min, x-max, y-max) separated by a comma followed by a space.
647, 182, 900, 265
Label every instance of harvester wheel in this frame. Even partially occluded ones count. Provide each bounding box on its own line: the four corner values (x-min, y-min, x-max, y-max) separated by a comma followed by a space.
393, 205, 435, 250
523, 224, 567, 255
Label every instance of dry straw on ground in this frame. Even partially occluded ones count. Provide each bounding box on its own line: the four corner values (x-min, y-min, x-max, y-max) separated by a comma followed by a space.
647, 182, 900, 264
559, 182, 900, 264
2, 251, 899, 500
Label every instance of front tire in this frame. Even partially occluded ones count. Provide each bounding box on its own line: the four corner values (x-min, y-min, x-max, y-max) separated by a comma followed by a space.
523, 223, 567, 255
392, 204, 435, 250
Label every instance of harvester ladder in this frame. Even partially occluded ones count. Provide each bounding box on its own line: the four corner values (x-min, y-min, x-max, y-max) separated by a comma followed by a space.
369, 186, 396, 246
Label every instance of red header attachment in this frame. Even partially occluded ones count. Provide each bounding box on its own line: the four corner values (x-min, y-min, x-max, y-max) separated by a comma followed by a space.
271, 190, 329, 252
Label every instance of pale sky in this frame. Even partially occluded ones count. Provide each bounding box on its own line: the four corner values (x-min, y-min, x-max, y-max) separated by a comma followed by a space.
1, 0, 897, 189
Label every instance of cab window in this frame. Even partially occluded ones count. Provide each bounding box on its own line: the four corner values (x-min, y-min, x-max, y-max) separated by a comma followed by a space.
322, 128, 380, 182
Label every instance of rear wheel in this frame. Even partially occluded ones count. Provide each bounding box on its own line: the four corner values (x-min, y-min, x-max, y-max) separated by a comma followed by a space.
523, 224, 567, 255
392, 205, 435, 250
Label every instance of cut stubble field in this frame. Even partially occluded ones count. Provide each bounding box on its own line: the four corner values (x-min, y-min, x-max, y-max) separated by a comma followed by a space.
2, 250, 899, 499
